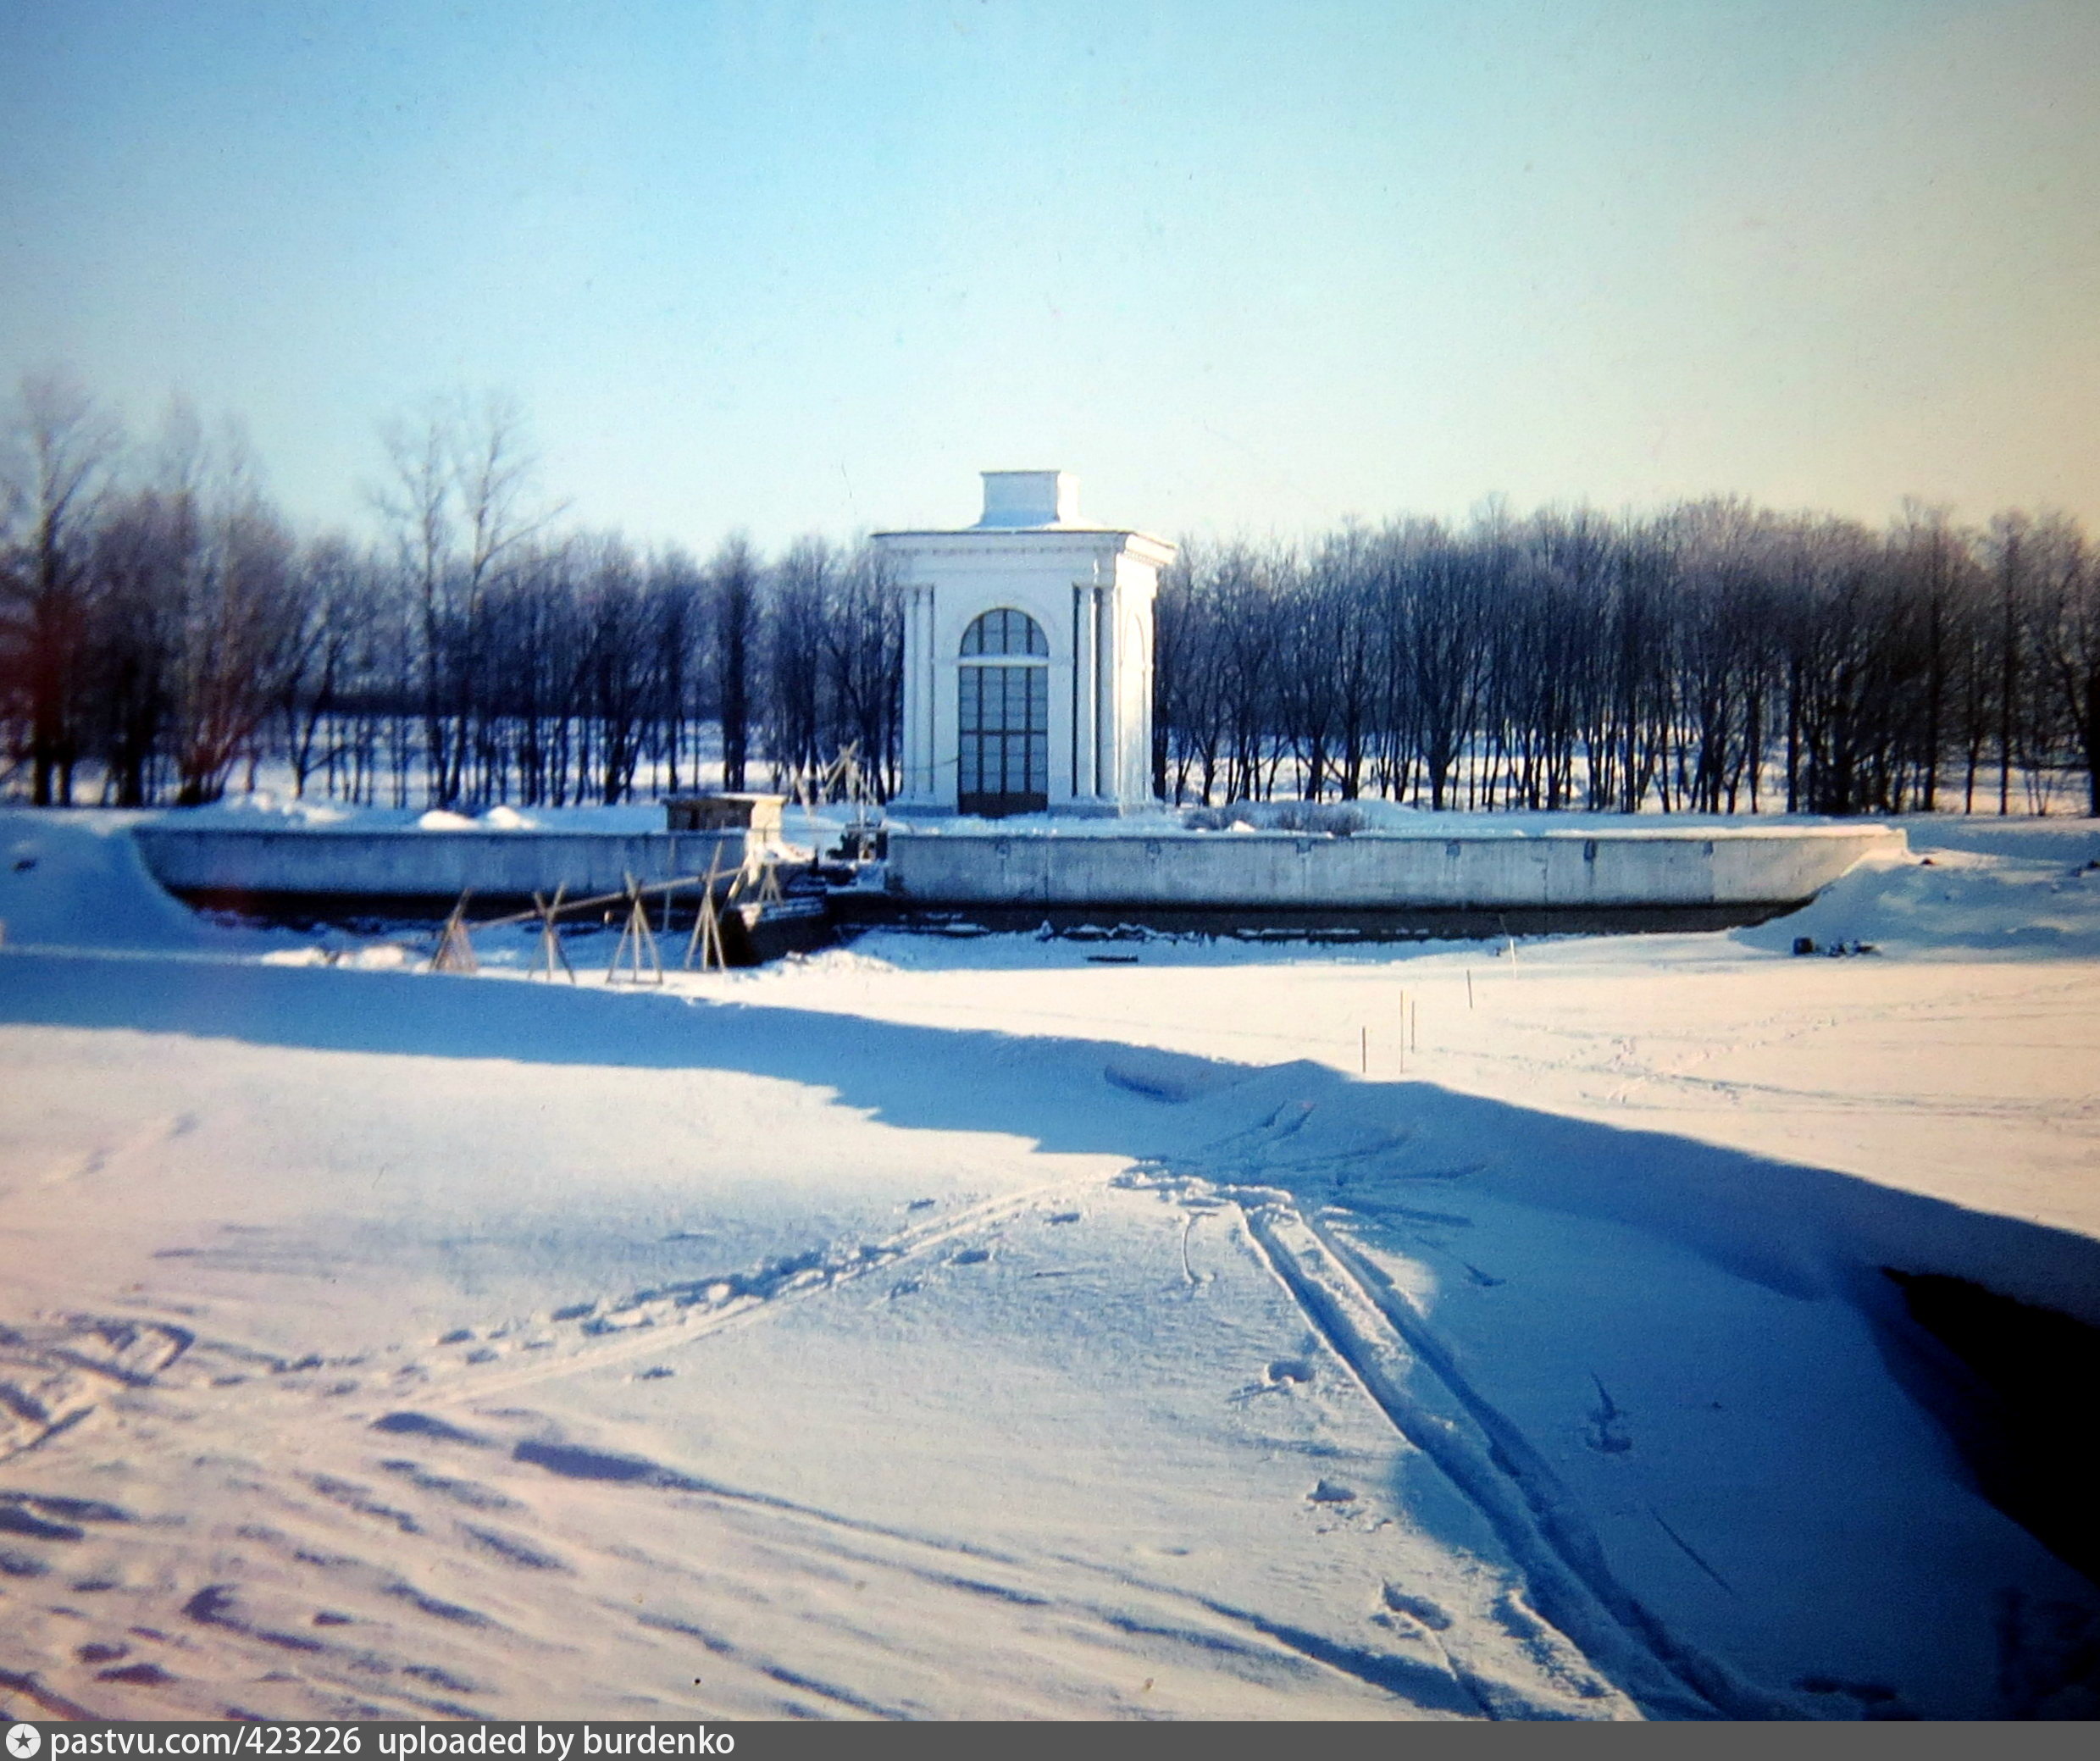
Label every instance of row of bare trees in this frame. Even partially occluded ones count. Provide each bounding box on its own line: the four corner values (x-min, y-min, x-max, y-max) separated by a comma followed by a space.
1157, 499, 2100, 817
0, 376, 901, 811
0, 376, 312, 807
7, 372, 2097, 817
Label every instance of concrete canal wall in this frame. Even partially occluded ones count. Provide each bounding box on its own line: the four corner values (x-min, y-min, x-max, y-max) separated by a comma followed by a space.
132, 815, 1903, 921
132, 824, 756, 906
885, 822, 1903, 910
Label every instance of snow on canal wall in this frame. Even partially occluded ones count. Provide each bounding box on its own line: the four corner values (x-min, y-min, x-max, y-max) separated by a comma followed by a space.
888, 820, 1902, 909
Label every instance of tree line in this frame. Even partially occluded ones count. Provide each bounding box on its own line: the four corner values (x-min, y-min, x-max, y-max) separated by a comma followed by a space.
0, 376, 900, 812
4, 371, 2097, 817
1160, 499, 2100, 817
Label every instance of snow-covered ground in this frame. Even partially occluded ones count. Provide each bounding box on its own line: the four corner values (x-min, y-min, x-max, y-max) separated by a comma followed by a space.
2, 808, 2097, 1720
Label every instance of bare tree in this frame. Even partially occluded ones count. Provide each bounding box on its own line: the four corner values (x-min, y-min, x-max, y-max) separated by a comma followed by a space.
2028, 514, 2098, 816
86, 485, 183, 806
0, 372, 124, 803
452, 392, 552, 804
765, 536, 833, 786
281, 534, 376, 800
370, 390, 551, 806
646, 548, 703, 795
569, 534, 650, 804
712, 534, 759, 792
373, 405, 455, 805
145, 413, 309, 804
1888, 501, 1971, 811
823, 540, 902, 797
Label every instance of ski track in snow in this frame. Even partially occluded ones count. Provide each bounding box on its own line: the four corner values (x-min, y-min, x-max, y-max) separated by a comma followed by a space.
1116, 1100, 1792, 1719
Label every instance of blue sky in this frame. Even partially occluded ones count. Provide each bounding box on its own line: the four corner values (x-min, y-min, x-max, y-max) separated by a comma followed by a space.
3, 1, 2095, 549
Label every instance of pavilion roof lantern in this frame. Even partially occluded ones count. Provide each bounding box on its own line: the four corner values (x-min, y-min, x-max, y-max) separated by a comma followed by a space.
976, 469, 1081, 529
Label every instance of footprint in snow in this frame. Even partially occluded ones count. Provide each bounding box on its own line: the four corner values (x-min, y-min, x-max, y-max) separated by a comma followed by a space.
1798, 1675, 1910, 1716
369, 1411, 493, 1448
1584, 1374, 1632, 1454
950, 1247, 991, 1266
1266, 1359, 1316, 1387
1309, 1478, 1357, 1504
97, 1662, 173, 1687
1379, 1584, 1454, 1631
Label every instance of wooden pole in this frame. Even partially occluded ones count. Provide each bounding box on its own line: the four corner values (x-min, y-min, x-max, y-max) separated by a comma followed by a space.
430, 891, 478, 974
532, 885, 576, 983
684, 845, 729, 972
699, 887, 725, 972
607, 884, 629, 982
607, 873, 664, 985
470, 850, 735, 933
639, 885, 664, 983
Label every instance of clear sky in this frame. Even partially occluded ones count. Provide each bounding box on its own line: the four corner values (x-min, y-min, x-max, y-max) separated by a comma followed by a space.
3, 1, 2095, 551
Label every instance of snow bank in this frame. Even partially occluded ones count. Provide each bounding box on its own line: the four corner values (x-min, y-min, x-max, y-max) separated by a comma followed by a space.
1739, 820, 2100, 959
1906, 817, 2100, 864
0, 810, 273, 953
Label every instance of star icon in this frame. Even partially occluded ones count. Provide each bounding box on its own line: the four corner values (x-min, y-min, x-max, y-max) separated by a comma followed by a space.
6, 1723, 42, 1758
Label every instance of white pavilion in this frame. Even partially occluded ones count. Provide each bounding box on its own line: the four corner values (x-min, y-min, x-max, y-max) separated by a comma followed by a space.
873, 472, 1176, 818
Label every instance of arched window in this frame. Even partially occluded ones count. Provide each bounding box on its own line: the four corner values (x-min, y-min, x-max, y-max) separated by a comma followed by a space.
958, 609, 1049, 816
960, 608, 1049, 657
